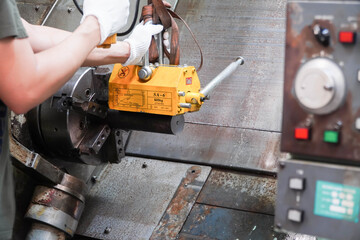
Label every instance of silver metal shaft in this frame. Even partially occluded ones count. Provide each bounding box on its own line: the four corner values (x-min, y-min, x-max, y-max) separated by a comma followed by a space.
200, 56, 245, 97
41, 0, 59, 26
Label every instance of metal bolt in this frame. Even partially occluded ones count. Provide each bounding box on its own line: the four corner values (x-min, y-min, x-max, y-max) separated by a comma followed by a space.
67, 7, 73, 13
91, 176, 97, 183
178, 91, 185, 97
104, 227, 112, 234
84, 88, 91, 98
180, 103, 192, 109
279, 161, 286, 169
35, 5, 40, 11
305, 118, 312, 127
335, 120, 343, 130
79, 121, 85, 130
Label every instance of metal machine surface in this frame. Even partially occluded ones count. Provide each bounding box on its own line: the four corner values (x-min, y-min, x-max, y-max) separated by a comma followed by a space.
276, 160, 360, 240
11, 0, 247, 239
26, 67, 186, 166
276, 1, 360, 239
13, 0, 322, 239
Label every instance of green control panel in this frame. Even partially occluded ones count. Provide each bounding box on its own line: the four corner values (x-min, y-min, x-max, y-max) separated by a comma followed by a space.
314, 181, 360, 223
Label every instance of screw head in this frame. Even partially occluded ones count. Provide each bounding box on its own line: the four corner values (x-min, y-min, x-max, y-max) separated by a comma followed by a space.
104, 227, 112, 234
279, 161, 286, 168
91, 176, 97, 183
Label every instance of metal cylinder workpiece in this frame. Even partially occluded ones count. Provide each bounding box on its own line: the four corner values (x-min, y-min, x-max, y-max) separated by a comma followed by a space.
107, 110, 185, 135
25, 174, 86, 239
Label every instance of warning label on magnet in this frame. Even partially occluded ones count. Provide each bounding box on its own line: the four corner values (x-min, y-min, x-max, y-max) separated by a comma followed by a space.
111, 88, 173, 113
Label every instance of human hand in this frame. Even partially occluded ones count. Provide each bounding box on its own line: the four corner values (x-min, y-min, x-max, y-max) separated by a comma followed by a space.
81, 0, 130, 44
123, 22, 163, 66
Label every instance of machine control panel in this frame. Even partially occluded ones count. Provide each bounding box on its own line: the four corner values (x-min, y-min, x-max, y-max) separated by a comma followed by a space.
275, 160, 360, 240
281, 1, 360, 164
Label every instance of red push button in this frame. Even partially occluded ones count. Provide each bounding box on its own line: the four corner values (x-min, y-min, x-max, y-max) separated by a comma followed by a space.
339, 31, 356, 44
295, 128, 310, 140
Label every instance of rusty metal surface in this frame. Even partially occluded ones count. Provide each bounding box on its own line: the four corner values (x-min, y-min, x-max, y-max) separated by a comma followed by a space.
197, 170, 277, 215
179, 204, 316, 240
179, 204, 287, 240
16, 0, 56, 25
126, 0, 287, 173
10, 137, 65, 184
150, 166, 208, 240
27, 222, 66, 240
32, 186, 84, 220
127, 124, 286, 174
76, 157, 211, 240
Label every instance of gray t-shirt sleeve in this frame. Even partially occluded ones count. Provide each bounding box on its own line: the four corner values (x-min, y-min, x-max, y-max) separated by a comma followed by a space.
0, 0, 28, 39
0, 105, 14, 240
0, 1, 27, 239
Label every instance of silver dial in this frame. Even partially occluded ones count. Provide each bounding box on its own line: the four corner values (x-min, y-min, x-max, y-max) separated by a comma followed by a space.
294, 58, 346, 115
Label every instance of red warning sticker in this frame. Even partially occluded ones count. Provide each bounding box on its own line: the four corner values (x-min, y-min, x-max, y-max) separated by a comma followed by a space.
118, 66, 130, 78
186, 77, 192, 85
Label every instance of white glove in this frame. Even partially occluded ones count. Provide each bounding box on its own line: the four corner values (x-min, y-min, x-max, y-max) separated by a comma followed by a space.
123, 22, 164, 66
81, 0, 130, 44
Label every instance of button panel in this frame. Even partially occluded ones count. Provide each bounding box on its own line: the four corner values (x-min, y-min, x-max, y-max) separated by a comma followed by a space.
281, 1, 360, 163
339, 31, 356, 44
287, 209, 304, 223
295, 128, 310, 140
289, 178, 306, 191
323, 130, 340, 144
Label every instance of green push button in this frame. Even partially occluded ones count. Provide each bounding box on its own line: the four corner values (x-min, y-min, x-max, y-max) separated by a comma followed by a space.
324, 130, 339, 143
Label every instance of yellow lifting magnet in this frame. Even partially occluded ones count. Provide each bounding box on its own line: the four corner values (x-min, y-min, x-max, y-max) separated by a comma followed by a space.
108, 56, 244, 117
108, 64, 204, 116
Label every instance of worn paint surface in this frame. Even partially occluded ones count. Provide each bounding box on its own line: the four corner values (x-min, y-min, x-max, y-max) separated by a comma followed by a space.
150, 166, 209, 239
180, 204, 316, 240
197, 170, 277, 215
16, 0, 56, 25
180, 204, 287, 240
76, 157, 211, 240
127, 124, 286, 173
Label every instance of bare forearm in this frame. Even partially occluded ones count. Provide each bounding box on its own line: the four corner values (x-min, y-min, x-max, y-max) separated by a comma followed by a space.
0, 17, 100, 114
23, 19, 130, 66
33, 17, 100, 96
82, 41, 130, 66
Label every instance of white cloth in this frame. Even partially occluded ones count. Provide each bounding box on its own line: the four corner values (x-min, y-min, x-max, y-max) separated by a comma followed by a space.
81, 0, 130, 44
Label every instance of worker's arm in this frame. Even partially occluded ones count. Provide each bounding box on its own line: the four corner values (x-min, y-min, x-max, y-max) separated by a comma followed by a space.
22, 19, 131, 66
21, 0, 171, 66
0, 16, 101, 114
